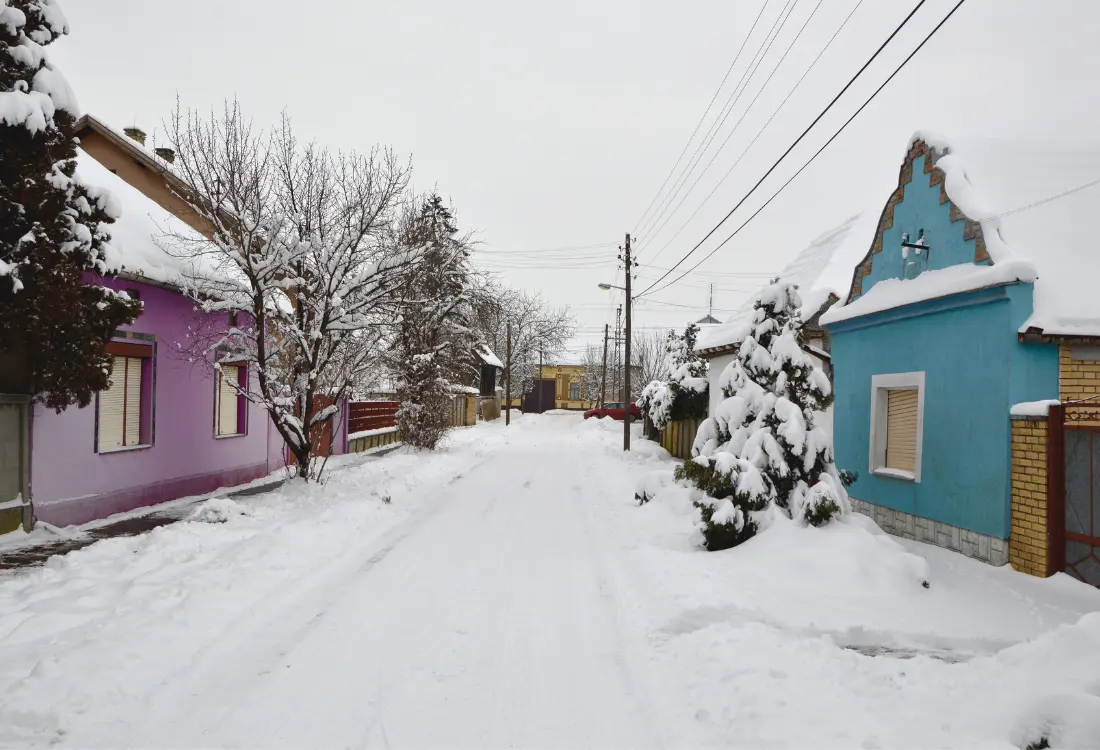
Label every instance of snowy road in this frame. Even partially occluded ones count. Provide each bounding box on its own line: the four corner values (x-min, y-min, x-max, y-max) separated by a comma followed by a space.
130, 417, 668, 748
2, 413, 1100, 748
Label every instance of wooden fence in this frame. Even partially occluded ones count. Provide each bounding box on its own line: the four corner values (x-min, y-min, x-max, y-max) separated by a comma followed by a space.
347, 400, 401, 453
447, 394, 477, 427
481, 396, 501, 421
659, 418, 703, 460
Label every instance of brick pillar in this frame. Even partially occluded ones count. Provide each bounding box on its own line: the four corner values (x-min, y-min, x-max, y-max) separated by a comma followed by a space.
1009, 415, 1051, 576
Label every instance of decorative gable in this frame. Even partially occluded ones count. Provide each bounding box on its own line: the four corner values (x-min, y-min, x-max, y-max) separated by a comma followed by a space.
845, 139, 991, 303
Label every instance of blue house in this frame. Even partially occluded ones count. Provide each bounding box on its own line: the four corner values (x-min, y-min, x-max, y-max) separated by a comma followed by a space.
822, 133, 1100, 586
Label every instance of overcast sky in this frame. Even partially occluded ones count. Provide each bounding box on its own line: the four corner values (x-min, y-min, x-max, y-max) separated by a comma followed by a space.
53, 0, 1100, 360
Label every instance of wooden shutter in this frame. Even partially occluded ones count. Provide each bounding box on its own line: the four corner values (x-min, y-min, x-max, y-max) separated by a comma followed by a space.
98, 356, 127, 450
124, 357, 142, 446
885, 388, 919, 473
99, 356, 143, 450
218, 365, 239, 435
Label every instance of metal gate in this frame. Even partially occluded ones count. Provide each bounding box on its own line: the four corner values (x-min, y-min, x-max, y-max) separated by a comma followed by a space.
0, 396, 29, 534
1050, 402, 1100, 587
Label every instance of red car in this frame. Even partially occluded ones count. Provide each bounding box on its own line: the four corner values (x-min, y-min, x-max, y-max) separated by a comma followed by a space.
583, 402, 642, 421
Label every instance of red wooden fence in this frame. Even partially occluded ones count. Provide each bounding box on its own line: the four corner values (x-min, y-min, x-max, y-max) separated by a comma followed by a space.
349, 401, 399, 434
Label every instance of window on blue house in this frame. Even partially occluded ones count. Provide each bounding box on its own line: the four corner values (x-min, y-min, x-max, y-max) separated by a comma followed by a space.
870, 372, 925, 481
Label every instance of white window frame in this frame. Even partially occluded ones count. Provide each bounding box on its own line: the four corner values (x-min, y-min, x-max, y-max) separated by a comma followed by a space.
869, 371, 925, 482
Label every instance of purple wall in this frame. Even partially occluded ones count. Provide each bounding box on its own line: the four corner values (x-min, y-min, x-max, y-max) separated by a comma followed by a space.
30, 278, 277, 527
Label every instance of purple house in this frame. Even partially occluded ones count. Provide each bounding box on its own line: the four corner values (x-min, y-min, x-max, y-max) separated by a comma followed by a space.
20, 122, 290, 529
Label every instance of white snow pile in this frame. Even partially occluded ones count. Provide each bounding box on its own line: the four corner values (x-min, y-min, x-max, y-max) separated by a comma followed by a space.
1011, 399, 1061, 417
186, 497, 253, 524
73, 151, 216, 287
1012, 684, 1100, 750
697, 213, 878, 352
822, 259, 1038, 325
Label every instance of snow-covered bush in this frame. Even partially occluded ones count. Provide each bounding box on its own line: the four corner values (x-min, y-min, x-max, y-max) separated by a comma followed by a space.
639, 324, 708, 431
679, 279, 847, 550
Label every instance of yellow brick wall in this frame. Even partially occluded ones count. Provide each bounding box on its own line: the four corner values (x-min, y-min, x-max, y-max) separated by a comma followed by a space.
1009, 418, 1050, 577
1059, 344, 1100, 402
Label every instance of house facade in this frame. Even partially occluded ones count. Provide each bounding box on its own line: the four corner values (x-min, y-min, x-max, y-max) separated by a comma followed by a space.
1, 117, 287, 532
822, 133, 1100, 587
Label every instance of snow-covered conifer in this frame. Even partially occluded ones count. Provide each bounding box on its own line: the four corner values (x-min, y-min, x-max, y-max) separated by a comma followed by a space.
678, 280, 847, 550
392, 195, 479, 449
0, 0, 141, 409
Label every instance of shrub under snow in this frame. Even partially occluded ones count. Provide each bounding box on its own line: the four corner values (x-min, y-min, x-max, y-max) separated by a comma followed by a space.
639, 324, 708, 431
678, 279, 848, 550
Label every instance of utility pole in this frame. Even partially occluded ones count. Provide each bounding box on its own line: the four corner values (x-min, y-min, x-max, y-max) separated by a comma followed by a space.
614, 304, 622, 404
622, 233, 633, 451
505, 322, 511, 426
600, 323, 609, 412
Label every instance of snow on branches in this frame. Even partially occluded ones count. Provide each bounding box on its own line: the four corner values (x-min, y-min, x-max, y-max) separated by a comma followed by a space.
0, 0, 142, 409
678, 280, 847, 550
391, 195, 479, 450
165, 100, 415, 477
639, 323, 708, 430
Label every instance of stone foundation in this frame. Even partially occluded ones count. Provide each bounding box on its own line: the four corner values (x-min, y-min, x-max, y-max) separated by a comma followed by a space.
850, 498, 1009, 566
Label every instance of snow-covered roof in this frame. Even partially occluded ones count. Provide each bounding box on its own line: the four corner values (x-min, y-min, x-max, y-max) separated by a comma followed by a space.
74, 149, 214, 288
696, 213, 878, 352
822, 132, 1100, 335
476, 345, 504, 369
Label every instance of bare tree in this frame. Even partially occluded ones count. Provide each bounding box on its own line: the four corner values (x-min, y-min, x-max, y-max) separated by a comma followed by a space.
632, 329, 668, 390
580, 343, 604, 404
165, 100, 415, 478
471, 281, 575, 399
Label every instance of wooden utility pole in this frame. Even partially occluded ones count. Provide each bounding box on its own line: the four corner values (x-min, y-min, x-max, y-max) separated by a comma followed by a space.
623, 233, 633, 451
505, 322, 511, 426
600, 323, 609, 411
613, 304, 622, 403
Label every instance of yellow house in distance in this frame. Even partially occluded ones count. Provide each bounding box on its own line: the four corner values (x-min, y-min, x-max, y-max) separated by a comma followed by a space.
507, 364, 594, 411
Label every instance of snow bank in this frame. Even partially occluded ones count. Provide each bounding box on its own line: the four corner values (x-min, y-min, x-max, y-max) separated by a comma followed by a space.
186, 497, 252, 524
1011, 399, 1060, 417
822, 260, 1038, 325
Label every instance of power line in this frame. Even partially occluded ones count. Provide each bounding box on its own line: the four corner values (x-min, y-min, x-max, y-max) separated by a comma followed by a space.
641, 0, 813, 258
631, 0, 773, 236
643, 0, 970, 299
643, 0, 862, 265
636, 0, 931, 298
638, 0, 797, 245
979, 177, 1100, 221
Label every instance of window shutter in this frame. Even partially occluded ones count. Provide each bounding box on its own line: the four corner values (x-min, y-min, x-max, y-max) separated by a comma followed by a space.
124, 357, 142, 446
98, 356, 127, 450
885, 388, 919, 473
218, 366, 239, 435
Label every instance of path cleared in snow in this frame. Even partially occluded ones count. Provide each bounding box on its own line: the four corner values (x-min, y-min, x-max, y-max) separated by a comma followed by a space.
2, 413, 1100, 748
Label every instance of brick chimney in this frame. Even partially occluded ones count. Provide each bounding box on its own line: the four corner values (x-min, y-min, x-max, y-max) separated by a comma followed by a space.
154, 147, 175, 164
123, 127, 146, 145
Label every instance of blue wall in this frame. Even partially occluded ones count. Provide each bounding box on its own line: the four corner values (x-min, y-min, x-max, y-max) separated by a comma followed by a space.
830, 285, 1057, 539
855, 154, 990, 299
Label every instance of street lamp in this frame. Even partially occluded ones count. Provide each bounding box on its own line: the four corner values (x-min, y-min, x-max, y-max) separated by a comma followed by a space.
597, 282, 624, 291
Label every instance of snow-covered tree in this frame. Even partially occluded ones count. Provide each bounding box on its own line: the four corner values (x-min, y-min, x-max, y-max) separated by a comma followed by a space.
0, 0, 141, 409
579, 343, 604, 404
638, 324, 708, 430
391, 194, 479, 449
470, 281, 574, 398
165, 102, 414, 478
678, 280, 846, 550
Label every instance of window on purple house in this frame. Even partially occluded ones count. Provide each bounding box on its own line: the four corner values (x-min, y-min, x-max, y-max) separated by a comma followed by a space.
97, 341, 154, 452
215, 364, 247, 437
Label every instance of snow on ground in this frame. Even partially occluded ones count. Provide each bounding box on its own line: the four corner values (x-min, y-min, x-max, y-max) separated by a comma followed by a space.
1, 413, 1099, 748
